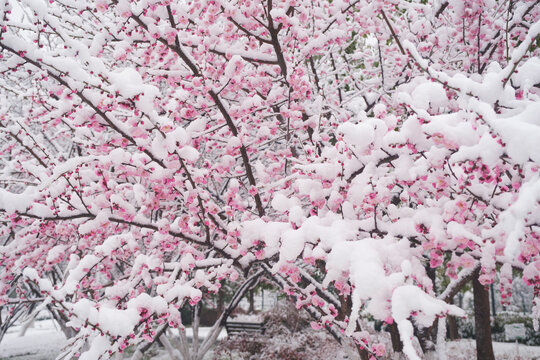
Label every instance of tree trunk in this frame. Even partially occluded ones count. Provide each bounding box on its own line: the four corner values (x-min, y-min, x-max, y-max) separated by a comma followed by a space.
217, 290, 224, 313
356, 344, 370, 360
490, 284, 497, 316
389, 322, 403, 353
473, 269, 495, 360
447, 298, 459, 341
415, 324, 433, 354
248, 289, 255, 313
448, 316, 459, 340
412, 262, 439, 353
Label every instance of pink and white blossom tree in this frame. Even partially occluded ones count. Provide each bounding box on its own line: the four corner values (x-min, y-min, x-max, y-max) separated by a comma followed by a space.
0, 0, 539, 359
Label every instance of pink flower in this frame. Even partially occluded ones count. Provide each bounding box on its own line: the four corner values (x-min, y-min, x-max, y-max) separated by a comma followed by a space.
255, 249, 265, 260
478, 273, 494, 285
415, 223, 429, 234
311, 295, 325, 307
189, 296, 201, 305
229, 271, 239, 281
373, 343, 386, 356
430, 250, 443, 268
96, 0, 108, 12
460, 253, 476, 268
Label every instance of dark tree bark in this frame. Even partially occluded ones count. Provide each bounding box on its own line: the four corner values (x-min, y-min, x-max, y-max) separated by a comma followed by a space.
490, 284, 497, 316
473, 269, 495, 360
448, 316, 459, 341
447, 298, 459, 341
389, 322, 403, 353
248, 289, 255, 313
357, 346, 370, 360
217, 289, 225, 313
413, 261, 439, 353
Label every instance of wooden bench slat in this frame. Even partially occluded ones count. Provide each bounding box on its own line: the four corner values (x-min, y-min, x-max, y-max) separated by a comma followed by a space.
226, 324, 264, 328
225, 321, 266, 335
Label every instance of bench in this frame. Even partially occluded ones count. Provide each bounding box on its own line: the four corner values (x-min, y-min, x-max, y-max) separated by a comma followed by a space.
225, 321, 266, 335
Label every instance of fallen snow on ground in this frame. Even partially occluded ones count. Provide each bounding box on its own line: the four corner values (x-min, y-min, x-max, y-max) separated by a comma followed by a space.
1, 319, 540, 359
0, 319, 67, 360
426, 340, 540, 360
0, 319, 227, 360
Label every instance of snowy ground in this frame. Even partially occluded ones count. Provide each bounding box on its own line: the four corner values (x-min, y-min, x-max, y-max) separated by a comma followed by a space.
0, 319, 227, 360
426, 340, 540, 360
1, 318, 540, 359
0, 319, 66, 360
